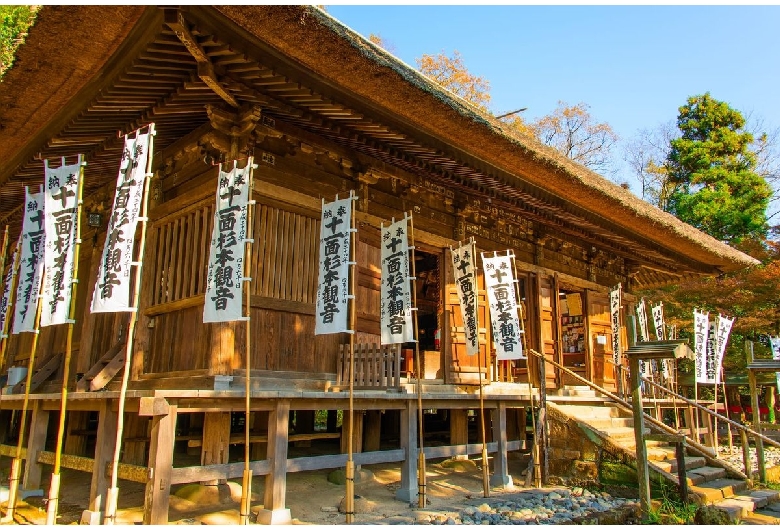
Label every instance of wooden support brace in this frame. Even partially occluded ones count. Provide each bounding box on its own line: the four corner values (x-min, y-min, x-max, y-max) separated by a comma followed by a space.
143, 405, 177, 525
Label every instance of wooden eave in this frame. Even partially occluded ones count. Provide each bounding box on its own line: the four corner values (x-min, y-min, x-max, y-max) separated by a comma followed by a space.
0, 5, 755, 290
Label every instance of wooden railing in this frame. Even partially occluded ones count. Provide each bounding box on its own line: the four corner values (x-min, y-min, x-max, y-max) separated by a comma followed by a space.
524, 348, 780, 483
337, 343, 402, 390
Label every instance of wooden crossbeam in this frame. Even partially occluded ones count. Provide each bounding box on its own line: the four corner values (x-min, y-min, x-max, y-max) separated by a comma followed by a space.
165, 9, 238, 108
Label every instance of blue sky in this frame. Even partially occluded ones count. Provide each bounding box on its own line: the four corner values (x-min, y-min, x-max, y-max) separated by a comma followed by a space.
326, 5, 780, 187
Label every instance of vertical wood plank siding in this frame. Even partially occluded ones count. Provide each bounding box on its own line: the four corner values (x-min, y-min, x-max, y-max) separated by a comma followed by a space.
145, 199, 355, 374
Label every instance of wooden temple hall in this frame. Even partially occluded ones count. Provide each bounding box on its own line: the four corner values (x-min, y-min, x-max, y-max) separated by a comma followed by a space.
0, 5, 758, 525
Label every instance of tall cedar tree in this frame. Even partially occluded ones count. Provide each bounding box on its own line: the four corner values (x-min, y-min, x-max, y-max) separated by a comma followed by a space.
665, 93, 771, 243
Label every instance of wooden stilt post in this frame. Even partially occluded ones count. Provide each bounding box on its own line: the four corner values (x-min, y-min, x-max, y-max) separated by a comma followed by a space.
82, 399, 118, 524
46, 154, 86, 524
104, 124, 156, 525
409, 213, 426, 508
239, 157, 257, 525
345, 191, 357, 523
2, 262, 44, 522
142, 402, 177, 525
476, 336, 490, 497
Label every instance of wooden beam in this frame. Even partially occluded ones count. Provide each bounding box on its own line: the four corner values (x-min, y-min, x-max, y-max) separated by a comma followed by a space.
143, 405, 177, 525
164, 9, 238, 108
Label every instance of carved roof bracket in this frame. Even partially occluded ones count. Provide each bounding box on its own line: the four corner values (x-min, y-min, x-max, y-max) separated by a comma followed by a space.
165, 9, 239, 108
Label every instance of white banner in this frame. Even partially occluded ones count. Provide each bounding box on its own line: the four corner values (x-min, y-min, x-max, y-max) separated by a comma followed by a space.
13, 189, 46, 334
380, 216, 413, 344
91, 131, 151, 313
0, 240, 19, 339
203, 162, 252, 323
652, 302, 665, 341
713, 314, 734, 385
451, 240, 479, 356
704, 321, 718, 384
693, 309, 709, 384
636, 298, 649, 342
651, 302, 672, 383
610, 284, 622, 366
482, 252, 523, 360
41, 159, 81, 327
314, 196, 354, 335
770, 336, 780, 394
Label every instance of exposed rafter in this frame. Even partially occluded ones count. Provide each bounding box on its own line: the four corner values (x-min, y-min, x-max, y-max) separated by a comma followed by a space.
164, 9, 238, 108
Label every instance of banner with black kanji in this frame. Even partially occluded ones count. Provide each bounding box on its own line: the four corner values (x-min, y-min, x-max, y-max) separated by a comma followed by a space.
91, 131, 152, 313
13, 188, 45, 334
693, 309, 709, 384
314, 196, 354, 335
0, 238, 19, 339
380, 216, 413, 344
482, 252, 523, 360
41, 158, 81, 327
203, 162, 252, 323
610, 284, 622, 366
451, 240, 479, 356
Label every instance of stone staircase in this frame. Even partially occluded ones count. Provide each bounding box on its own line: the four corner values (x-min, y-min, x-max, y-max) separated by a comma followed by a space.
554, 385, 780, 524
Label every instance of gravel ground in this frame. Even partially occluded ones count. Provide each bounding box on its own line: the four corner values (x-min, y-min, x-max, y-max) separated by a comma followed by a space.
717, 445, 780, 475
394, 488, 639, 525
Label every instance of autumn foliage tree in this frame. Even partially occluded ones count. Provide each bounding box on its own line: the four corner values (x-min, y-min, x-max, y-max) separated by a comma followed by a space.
416, 50, 491, 111
526, 101, 619, 175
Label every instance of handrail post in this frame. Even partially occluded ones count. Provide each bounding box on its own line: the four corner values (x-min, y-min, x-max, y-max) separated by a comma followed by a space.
740, 429, 753, 487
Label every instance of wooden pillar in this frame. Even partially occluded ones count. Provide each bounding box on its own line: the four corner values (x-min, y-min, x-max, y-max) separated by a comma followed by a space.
122, 414, 150, 465
396, 402, 418, 503
363, 410, 382, 452
326, 410, 338, 433
340, 410, 364, 455
748, 369, 766, 483
82, 400, 119, 524
142, 404, 177, 525
250, 411, 269, 460
766, 386, 776, 424
201, 412, 231, 486
63, 411, 89, 457
490, 402, 513, 489
449, 409, 468, 459
210, 322, 236, 375
257, 399, 292, 525
23, 401, 49, 490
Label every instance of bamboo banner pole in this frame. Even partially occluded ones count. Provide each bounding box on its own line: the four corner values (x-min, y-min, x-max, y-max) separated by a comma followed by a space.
46, 155, 86, 524
0, 226, 8, 297
344, 191, 357, 523
476, 338, 490, 497
239, 158, 257, 525
511, 253, 539, 487
408, 213, 426, 509
2, 260, 44, 523
104, 124, 156, 525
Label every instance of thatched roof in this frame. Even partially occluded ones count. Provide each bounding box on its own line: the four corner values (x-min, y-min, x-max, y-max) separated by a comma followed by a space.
0, 5, 759, 285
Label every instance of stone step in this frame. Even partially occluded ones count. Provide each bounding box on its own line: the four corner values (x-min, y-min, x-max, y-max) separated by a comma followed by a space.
560, 388, 598, 398
716, 490, 780, 519
586, 417, 634, 429
690, 478, 749, 503
683, 464, 726, 484
556, 404, 628, 419
651, 457, 709, 477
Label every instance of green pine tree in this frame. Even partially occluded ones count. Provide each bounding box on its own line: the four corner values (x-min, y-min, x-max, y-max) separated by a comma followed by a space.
665, 93, 771, 243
